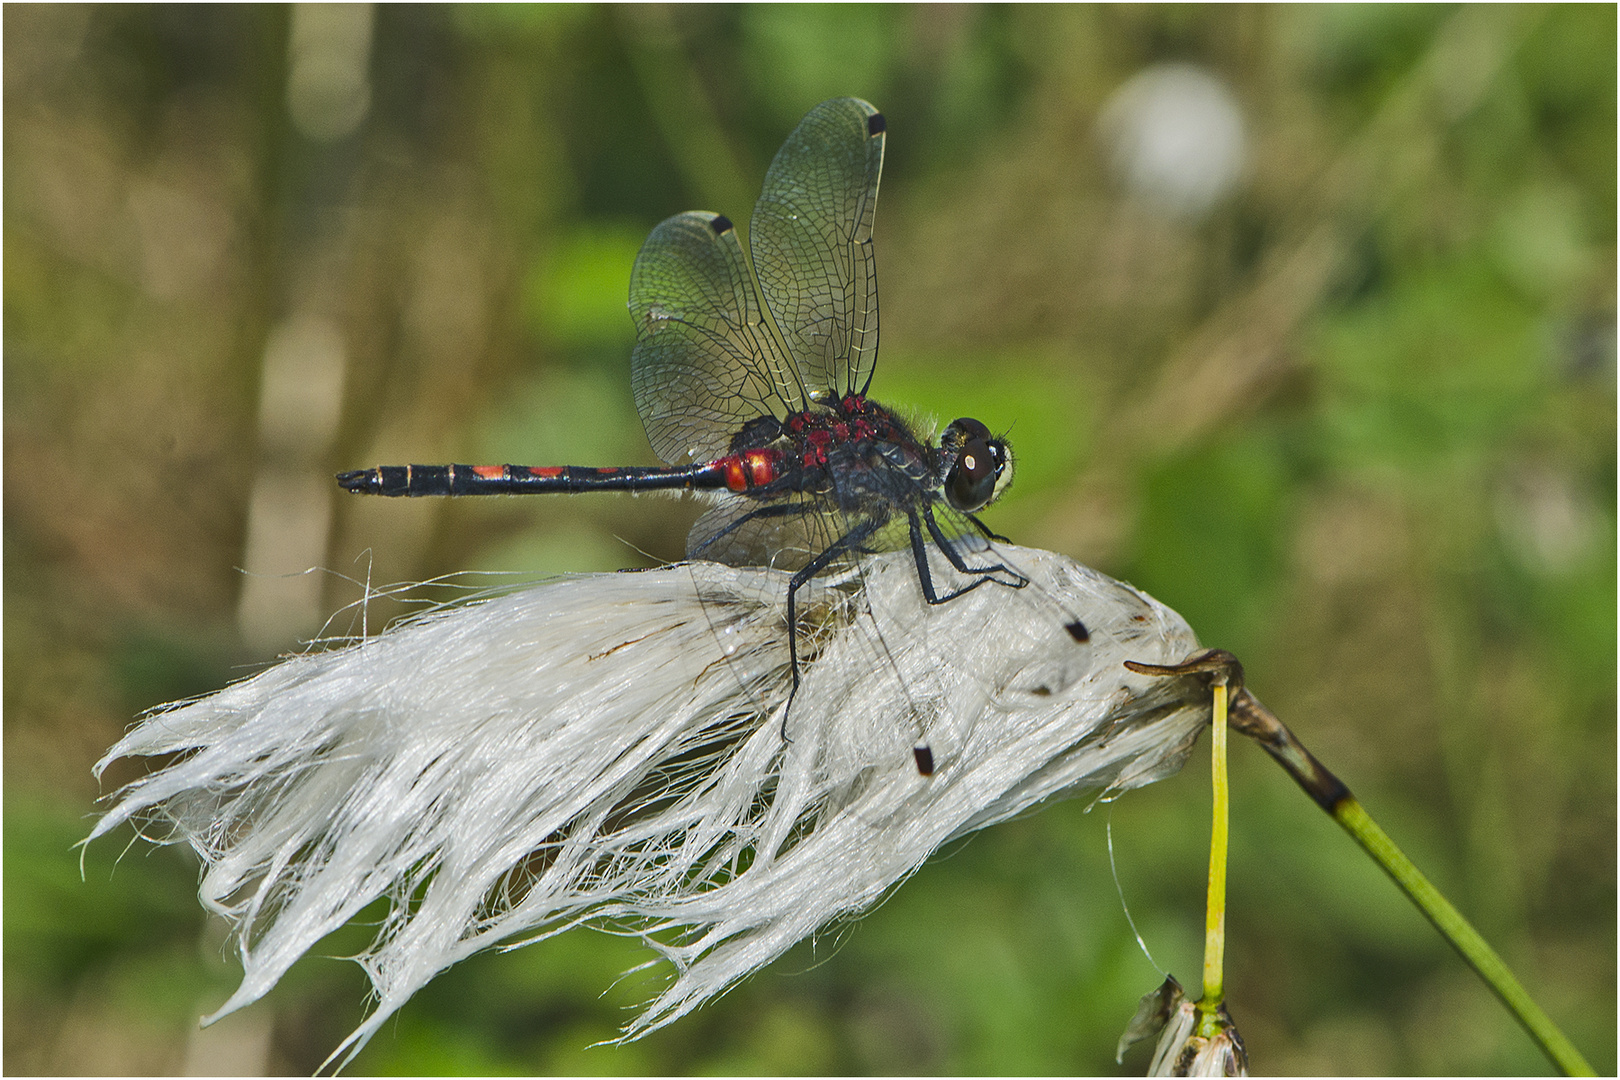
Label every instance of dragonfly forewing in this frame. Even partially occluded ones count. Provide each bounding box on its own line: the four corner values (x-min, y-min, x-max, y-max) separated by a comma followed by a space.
630, 211, 803, 464
750, 97, 885, 401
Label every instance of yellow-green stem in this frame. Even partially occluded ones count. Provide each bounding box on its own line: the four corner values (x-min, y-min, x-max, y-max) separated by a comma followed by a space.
1333, 797, 1594, 1077
1198, 680, 1230, 1033
1229, 688, 1595, 1077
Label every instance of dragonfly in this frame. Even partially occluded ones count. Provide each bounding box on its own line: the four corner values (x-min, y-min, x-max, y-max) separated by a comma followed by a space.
339, 98, 1087, 756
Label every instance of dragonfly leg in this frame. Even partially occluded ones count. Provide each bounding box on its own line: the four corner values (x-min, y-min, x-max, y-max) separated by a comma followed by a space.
781, 517, 881, 737
962, 509, 1012, 545
920, 505, 1029, 597
913, 511, 997, 605
907, 511, 946, 604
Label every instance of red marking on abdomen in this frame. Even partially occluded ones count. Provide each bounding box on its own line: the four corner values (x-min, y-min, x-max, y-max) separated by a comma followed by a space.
721, 449, 782, 491
528, 466, 565, 478
742, 449, 780, 486
474, 465, 506, 479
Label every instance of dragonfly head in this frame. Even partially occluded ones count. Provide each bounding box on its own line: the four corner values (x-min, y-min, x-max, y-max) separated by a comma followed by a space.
940, 417, 1013, 513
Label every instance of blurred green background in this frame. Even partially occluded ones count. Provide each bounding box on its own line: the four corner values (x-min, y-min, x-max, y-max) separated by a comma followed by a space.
5, 4, 1613, 1075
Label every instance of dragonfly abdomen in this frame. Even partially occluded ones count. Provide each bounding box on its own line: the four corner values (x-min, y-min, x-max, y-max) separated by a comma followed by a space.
337, 449, 787, 498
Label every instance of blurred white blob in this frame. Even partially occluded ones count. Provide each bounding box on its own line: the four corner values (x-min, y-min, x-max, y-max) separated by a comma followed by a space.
255, 316, 348, 456
1098, 63, 1248, 219
287, 4, 374, 142
1494, 462, 1599, 575
237, 316, 349, 653
235, 472, 335, 652
91, 545, 1209, 1071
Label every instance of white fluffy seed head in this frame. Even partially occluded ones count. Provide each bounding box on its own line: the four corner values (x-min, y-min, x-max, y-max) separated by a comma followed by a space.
89, 544, 1208, 1070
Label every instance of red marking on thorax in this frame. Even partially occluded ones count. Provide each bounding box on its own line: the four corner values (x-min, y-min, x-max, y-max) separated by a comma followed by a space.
783, 395, 905, 470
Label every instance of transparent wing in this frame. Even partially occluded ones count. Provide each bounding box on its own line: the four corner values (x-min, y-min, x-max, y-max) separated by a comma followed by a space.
687, 496, 995, 581
629, 212, 804, 464
750, 97, 885, 401
687, 496, 862, 573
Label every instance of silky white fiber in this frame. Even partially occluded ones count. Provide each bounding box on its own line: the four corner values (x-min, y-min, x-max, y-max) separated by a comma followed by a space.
90, 543, 1208, 1070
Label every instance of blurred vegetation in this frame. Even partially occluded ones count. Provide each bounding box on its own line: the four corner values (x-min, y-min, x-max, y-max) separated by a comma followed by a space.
5, 4, 1613, 1075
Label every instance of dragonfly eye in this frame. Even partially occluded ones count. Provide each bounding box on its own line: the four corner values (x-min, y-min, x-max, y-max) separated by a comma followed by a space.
942, 418, 1012, 512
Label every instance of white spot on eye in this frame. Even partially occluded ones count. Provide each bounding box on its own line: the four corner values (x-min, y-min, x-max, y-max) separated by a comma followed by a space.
963, 454, 977, 471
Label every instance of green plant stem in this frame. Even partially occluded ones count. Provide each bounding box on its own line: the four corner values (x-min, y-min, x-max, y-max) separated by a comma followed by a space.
1333, 797, 1592, 1076
1229, 689, 1595, 1077
1198, 680, 1229, 1032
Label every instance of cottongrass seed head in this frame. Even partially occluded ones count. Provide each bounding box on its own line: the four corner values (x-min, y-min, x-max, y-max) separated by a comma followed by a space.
90, 543, 1210, 1070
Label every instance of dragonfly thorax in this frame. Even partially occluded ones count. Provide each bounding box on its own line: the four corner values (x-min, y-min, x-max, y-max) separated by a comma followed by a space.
770, 396, 933, 511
